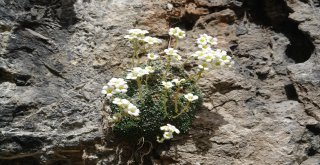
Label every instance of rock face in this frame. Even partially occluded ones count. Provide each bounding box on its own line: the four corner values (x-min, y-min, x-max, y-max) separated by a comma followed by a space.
0, 0, 319, 164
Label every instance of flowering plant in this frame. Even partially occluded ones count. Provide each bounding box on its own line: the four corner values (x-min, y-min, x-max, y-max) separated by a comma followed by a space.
102, 27, 233, 143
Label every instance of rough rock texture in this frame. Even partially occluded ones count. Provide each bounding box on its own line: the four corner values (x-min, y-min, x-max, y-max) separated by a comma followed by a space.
0, 0, 320, 164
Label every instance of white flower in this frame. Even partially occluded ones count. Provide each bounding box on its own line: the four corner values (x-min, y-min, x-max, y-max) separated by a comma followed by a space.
109, 113, 121, 123
214, 49, 227, 58
172, 78, 185, 85
213, 59, 233, 68
158, 124, 180, 142
169, 27, 178, 36
112, 97, 122, 105
197, 34, 218, 46
196, 34, 218, 51
198, 61, 212, 71
172, 54, 182, 61
127, 104, 140, 116
112, 98, 131, 108
198, 44, 211, 50
162, 81, 174, 89
213, 60, 222, 67
169, 27, 186, 39
112, 98, 140, 117
128, 29, 149, 35
160, 124, 180, 134
112, 115, 119, 121
196, 36, 208, 46
168, 124, 180, 134
144, 36, 162, 45
125, 29, 149, 41
184, 93, 199, 102
126, 73, 138, 80
126, 67, 148, 80
106, 78, 128, 95
101, 85, 115, 98
199, 34, 209, 39
208, 36, 218, 45
203, 53, 214, 62
115, 83, 128, 93
164, 48, 178, 56
192, 50, 205, 58
163, 131, 173, 139
228, 61, 235, 67
124, 35, 135, 40
220, 54, 232, 63
147, 52, 159, 60
108, 78, 126, 87
120, 99, 131, 108
211, 49, 233, 68
145, 66, 155, 73
176, 30, 186, 39
134, 67, 149, 77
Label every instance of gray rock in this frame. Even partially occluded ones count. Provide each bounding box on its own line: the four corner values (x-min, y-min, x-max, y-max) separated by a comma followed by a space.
1, 0, 320, 164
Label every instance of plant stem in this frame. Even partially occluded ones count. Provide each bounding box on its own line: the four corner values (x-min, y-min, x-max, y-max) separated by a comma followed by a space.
163, 89, 168, 116
145, 75, 149, 88
186, 69, 204, 84
182, 56, 193, 67
136, 48, 140, 66
175, 39, 179, 49
195, 70, 204, 83
162, 56, 171, 80
168, 36, 172, 48
166, 56, 171, 75
173, 101, 190, 118
137, 77, 143, 104
131, 57, 135, 68
137, 54, 140, 65
184, 70, 205, 94
174, 86, 181, 113
133, 42, 139, 67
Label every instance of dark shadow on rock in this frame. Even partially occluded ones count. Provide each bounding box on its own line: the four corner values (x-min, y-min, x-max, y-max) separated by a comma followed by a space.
284, 83, 299, 101
157, 106, 228, 155
153, 106, 228, 163
28, 0, 78, 29
0, 157, 41, 165
242, 0, 315, 63
189, 106, 228, 154
302, 123, 320, 157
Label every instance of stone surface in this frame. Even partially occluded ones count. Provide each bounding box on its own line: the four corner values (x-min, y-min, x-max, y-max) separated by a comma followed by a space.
0, 0, 320, 164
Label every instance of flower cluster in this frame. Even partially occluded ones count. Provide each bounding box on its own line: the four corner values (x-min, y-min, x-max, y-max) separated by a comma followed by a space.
147, 52, 159, 60
192, 34, 234, 70
196, 34, 218, 49
126, 66, 154, 80
124, 29, 149, 41
112, 98, 140, 117
143, 36, 162, 45
124, 29, 162, 46
101, 78, 128, 98
169, 27, 186, 39
172, 78, 185, 86
157, 124, 180, 143
102, 27, 234, 143
164, 48, 181, 61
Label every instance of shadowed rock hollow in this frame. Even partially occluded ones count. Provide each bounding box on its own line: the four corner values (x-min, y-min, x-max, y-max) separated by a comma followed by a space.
0, 0, 320, 164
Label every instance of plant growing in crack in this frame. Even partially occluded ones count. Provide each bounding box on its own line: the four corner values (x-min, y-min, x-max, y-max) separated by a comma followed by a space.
101, 27, 234, 160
